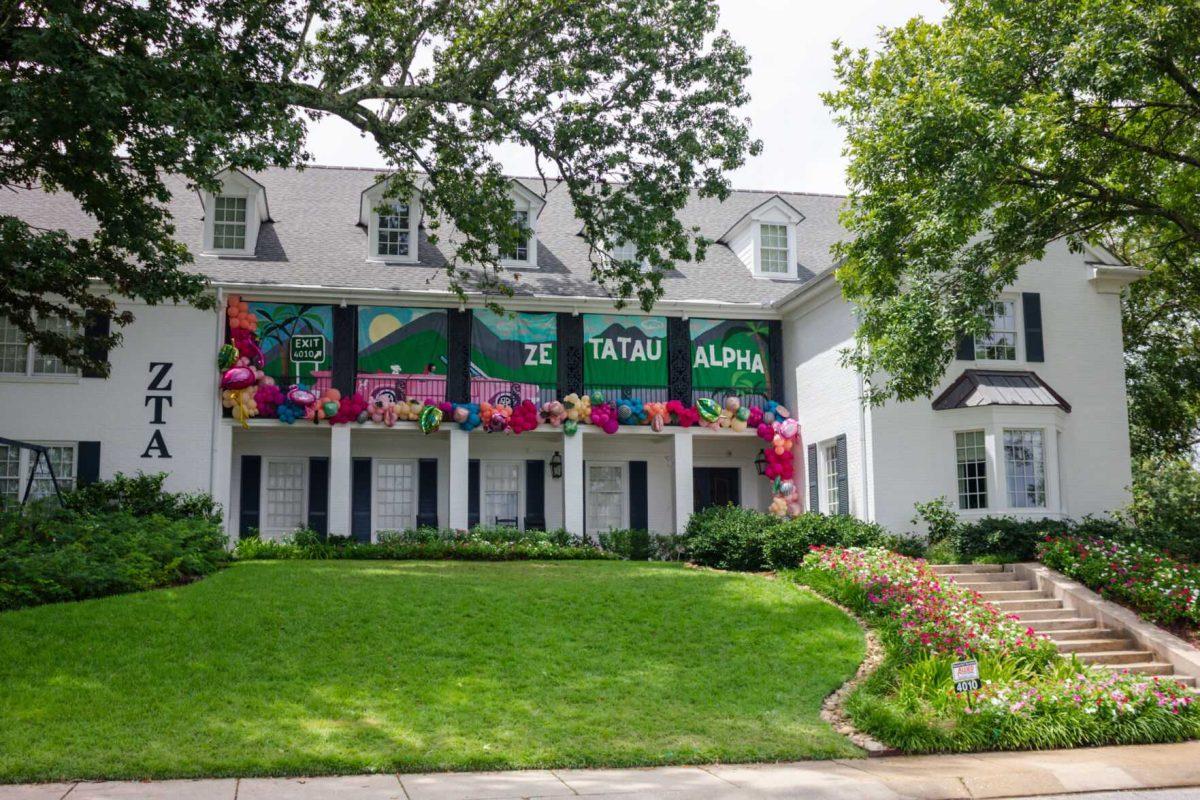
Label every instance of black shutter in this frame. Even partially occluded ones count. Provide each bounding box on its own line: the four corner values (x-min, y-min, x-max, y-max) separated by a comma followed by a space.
556, 313, 584, 396
467, 459, 480, 527
77, 441, 101, 485
417, 458, 438, 528
806, 445, 819, 513
835, 434, 849, 516
955, 333, 975, 361
524, 459, 545, 531
307, 457, 329, 536
692, 468, 709, 514
81, 310, 111, 378
667, 317, 693, 403
447, 310, 472, 403
238, 455, 261, 538
766, 320, 785, 405
1022, 292, 1044, 362
332, 305, 357, 397
629, 460, 648, 530
351, 458, 372, 542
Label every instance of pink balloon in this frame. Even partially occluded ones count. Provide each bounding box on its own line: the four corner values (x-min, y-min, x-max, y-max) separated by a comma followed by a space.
220, 366, 255, 390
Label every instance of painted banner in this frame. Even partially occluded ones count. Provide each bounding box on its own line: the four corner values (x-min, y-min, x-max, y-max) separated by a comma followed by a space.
689, 318, 773, 394
357, 306, 448, 375
249, 302, 333, 384
470, 308, 557, 385
583, 314, 667, 386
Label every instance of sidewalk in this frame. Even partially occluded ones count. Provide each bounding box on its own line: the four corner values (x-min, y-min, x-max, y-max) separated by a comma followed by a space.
5, 741, 1200, 800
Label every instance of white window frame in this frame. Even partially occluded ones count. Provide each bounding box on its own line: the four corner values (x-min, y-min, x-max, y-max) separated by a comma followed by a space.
201, 170, 264, 258
500, 205, 537, 268
260, 457, 308, 540
482, 460, 524, 528
0, 314, 80, 380
211, 194, 249, 252
822, 443, 840, 514
0, 441, 76, 507
1003, 427, 1047, 509
974, 297, 1020, 362
604, 239, 651, 274
372, 458, 417, 536
758, 223, 791, 275
366, 194, 421, 264
954, 429, 988, 510
586, 461, 627, 536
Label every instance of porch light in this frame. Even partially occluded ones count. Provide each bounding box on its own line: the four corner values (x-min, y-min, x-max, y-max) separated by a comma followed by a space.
753, 451, 768, 476
550, 450, 563, 479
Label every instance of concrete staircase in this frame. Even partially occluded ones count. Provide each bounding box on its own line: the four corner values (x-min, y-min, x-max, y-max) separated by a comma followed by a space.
931, 563, 1196, 687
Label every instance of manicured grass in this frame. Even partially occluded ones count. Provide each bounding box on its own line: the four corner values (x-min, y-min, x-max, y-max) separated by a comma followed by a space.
0, 560, 863, 782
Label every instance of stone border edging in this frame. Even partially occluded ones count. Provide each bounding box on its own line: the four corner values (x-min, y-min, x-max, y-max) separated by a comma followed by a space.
1011, 562, 1200, 682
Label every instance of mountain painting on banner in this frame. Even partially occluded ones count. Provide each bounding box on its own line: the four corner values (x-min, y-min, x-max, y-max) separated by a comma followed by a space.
470, 309, 557, 385
690, 318, 772, 395
583, 314, 667, 387
357, 306, 449, 375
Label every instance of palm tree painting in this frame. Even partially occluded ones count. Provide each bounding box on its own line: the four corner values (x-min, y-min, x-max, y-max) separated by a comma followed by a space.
251, 303, 333, 382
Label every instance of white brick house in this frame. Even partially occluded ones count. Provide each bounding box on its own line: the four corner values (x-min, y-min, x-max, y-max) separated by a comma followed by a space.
0, 166, 1143, 539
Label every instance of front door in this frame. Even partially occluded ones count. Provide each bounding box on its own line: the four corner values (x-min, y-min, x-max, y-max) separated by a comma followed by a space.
693, 467, 741, 512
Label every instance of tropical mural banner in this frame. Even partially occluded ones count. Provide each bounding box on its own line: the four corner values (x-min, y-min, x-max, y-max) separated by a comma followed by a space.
357, 306, 449, 376
248, 302, 334, 384
583, 314, 667, 387
470, 308, 557, 385
689, 318, 773, 394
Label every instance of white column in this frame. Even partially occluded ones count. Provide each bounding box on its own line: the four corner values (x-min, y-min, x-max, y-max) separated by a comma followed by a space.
329, 425, 352, 537
562, 430, 585, 539
448, 427, 470, 530
672, 429, 694, 534
212, 422, 235, 546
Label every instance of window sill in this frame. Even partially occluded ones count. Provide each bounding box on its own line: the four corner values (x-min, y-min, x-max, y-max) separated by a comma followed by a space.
199, 250, 258, 259
0, 374, 81, 385
367, 255, 420, 265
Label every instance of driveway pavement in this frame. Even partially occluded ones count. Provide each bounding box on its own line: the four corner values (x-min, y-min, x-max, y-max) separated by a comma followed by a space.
4, 741, 1200, 800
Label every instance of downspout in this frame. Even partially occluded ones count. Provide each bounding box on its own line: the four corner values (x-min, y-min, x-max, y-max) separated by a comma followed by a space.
857, 370, 872, 522
208, 286, 226, 498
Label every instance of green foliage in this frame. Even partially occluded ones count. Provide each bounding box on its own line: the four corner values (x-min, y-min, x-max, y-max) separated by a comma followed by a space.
1122, 456, 1200, 561
3, 1, 760, 372
911, 497, 960, 545
681, 505, 922, 570
62, 472, 220, 523
0, 507, 227, 611
596, 528, 683, 561
823, 0, 1200, 406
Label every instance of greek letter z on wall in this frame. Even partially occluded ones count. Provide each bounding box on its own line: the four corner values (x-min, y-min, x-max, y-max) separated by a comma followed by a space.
142, 362, 173, 458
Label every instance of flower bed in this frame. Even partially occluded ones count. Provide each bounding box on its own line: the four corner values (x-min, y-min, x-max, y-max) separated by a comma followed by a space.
796, 547, 1199, 753
1039, 535, 1200, 628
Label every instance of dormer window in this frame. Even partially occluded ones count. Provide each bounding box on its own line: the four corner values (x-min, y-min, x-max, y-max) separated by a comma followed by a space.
200, 168, 268, 257
759, 224, 789, 274
377, 203, 411, 258
718, 194, 804, 280
604, 240, 651, 273
499, 181, 545, 268
213, 196, 248, 251
503, 209, 531, 262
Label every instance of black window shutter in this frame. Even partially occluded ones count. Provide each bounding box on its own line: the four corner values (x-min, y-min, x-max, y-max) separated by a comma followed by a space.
835, 434, 849, 516
447, 310, 473, 403
468, 459, 480, 528
307, 457, 329, 536
524, 459, 545, 531
955, 333, 975, 361
417, 458, 438, 528
556, 314, 584, 396
238, 455, 261, 538
666, 317, 693, 403
1022, 292, 1044, 362
629, 460, 648, 530
806, 444, 819, 513
81, 311, 111, 378
332, 305, 357, 397
692, 468, 709, 514
351, 458, 372, 542
766, 320, 785, 406
77, 441, 101, 485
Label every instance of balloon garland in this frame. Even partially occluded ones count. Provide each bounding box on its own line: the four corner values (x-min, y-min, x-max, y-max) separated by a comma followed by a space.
754, 401, 803, 518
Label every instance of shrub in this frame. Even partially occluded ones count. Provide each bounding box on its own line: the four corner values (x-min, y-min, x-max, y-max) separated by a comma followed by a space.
764, 513, 923, 569
952, 516, 1073, 562
911, 497, 960, 546
0, 507, 227, 611
1039, 534, 1200, 628
62, 472, 220, 523
1122, 457, 1200, 561
681, 505, 779, 570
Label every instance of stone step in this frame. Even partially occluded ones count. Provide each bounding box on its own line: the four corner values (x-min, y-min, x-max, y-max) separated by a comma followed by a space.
1077, 650, 1158, 665
1043, 627, 1115, 641
1097, 662, 1177, 677
1017, 609, 1082, 622
976, 589, 1046, 602
940, 572, 1018, 583
957, 579, 1034, 591
992, 598, 1064, 611
1026, 616, 1098, 630
1055, 638, 1136, 654
931, 564, 1005, 574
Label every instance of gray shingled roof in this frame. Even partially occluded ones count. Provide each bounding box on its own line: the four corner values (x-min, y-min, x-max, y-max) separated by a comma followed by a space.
932, 369, 1072, 412
0, 165, 847, 307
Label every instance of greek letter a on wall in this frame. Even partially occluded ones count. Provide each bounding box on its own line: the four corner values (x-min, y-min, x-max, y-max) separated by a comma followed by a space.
142, 362, 173, 458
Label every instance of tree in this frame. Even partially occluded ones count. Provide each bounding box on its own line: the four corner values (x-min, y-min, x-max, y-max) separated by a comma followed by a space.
823, 0, 1200, 418
1, 0, 759, 375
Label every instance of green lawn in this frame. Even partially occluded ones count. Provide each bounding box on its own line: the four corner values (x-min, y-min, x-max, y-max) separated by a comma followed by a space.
0, 560, 864, 782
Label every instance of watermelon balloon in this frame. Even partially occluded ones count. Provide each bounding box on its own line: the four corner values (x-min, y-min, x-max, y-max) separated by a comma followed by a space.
419, 404, 443, 435
563, 418, 579, 436
696, 397, 720, 423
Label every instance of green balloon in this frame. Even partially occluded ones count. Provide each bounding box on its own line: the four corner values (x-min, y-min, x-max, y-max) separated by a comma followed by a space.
419, 404, 443, 435
564, 418, 579, 436
696, 397, 720, 423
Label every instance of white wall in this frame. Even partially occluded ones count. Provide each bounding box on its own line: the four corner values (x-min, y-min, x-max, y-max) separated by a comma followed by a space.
1, 300, 220, 495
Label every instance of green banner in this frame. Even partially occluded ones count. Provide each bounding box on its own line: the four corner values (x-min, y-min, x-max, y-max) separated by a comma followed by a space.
357, 306, 448, 375
249, 302, 333, 384
470, 308, 557, 385
583, 314, 666, 387
689, 318, 772, 393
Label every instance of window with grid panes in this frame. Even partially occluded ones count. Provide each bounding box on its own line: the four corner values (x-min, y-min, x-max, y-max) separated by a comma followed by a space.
824, 444, 840, 513
212, 195, 248, 250
1004, 429, 1046, 508
0, 315, 78, 376
976, 300, 1018, 360
759, 223, 789, 274
955, 430, 987, 509
587, 464, 624, 534
502, 210, 530, 262
375, 461, 415, 531
484, 462, 520, 526
264, 460, 305, 536
376, 203, 411, 257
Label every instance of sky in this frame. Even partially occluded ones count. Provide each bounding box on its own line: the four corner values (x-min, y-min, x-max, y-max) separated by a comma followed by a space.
303, 0, 947, 196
